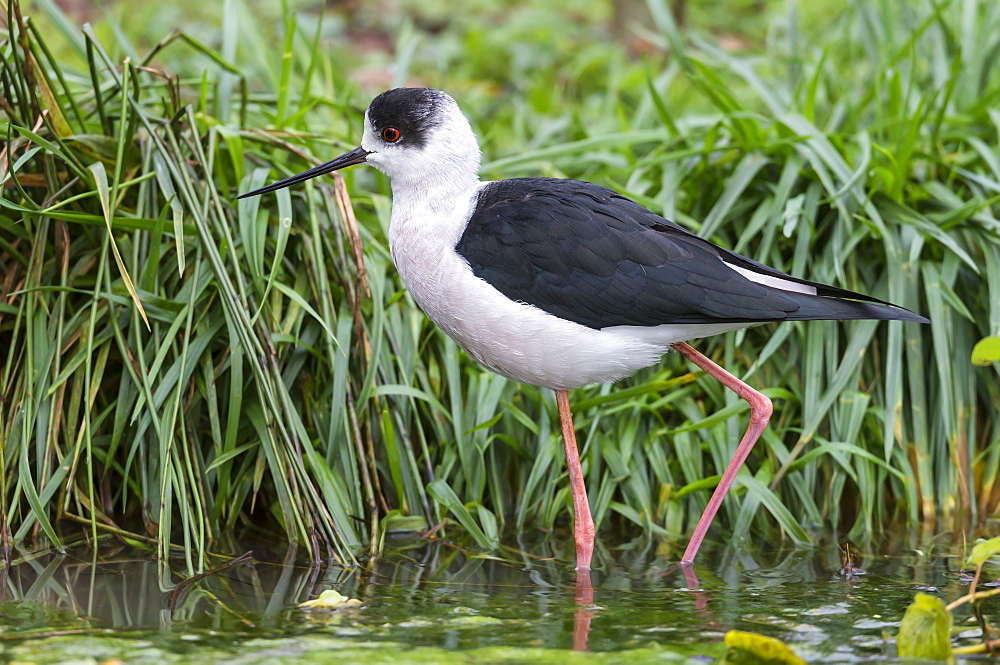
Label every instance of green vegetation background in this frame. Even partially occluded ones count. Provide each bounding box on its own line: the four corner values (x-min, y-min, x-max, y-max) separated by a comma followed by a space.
1, 0, 998, 572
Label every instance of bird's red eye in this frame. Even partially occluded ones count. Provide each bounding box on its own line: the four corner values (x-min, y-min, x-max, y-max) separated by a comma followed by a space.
382, 127, 402, 142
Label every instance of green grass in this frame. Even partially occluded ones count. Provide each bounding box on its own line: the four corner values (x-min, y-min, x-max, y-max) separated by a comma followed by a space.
0, 0, 998, 573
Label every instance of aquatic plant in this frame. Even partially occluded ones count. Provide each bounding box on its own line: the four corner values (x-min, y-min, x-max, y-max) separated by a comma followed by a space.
0, 0, 997, 573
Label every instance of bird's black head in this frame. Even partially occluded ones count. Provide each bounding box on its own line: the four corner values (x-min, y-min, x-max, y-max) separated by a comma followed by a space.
237, 87, 479, 200
366, 87, 450, 150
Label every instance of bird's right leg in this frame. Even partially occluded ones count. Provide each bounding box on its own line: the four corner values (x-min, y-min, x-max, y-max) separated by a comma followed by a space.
671, 341, 773, 564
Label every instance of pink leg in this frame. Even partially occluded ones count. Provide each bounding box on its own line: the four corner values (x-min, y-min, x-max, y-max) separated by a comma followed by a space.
572, 569, 594, 651
671, 342, 773, 564
556, 389, 596, 572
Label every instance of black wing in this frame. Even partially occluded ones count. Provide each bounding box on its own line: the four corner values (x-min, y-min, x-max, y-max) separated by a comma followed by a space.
455, 178, 927, 329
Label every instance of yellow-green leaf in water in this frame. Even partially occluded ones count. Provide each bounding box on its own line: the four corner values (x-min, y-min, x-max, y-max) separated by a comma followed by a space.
298, 589, 363, 610
896, 593, 954, 663
722, 630, 806, 664
89, 161, 150, 331
967, 536, 1000, 568
972, 336, 1000, 366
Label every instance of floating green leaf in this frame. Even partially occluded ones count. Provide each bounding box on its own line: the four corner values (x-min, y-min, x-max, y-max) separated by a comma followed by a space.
967, 536, 1000, 568
299, 589, 363, 611
723, 630, 805, 665
896, 593, 954, 663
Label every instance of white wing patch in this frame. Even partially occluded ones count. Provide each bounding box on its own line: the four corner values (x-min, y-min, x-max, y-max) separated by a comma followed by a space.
723, 261, 818, 296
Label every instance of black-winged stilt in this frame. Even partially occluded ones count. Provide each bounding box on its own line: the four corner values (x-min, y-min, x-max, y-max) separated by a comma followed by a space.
239, 87, 928, 571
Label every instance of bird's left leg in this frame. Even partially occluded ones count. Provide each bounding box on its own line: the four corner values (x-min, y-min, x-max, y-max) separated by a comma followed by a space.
671, 341, 773, 564
556, 389, 596, 572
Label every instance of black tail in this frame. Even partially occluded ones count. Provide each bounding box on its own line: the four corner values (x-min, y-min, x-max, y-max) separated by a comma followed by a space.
778, 290, 929, 323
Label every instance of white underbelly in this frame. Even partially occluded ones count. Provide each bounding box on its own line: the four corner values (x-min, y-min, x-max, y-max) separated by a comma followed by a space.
395, 247, 747, 391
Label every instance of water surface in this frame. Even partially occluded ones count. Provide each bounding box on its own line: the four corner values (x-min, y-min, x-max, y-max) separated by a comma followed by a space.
0, 534, 977, 663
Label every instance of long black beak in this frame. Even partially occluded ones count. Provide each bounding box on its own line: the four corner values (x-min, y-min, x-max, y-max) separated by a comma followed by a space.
237, 146, 371, 199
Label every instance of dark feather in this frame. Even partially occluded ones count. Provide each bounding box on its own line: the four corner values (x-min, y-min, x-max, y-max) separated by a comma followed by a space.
455, 178, 928, 329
